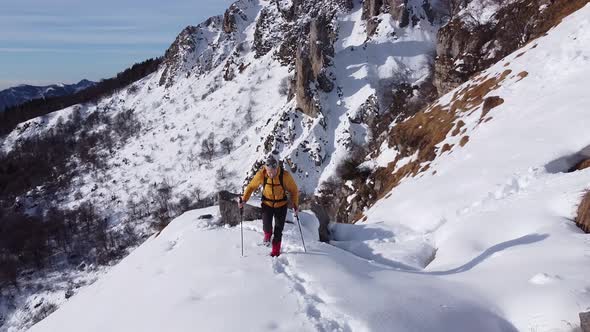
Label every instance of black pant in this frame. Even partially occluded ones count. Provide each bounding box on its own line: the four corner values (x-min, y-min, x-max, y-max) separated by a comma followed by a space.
262, 204, 288, 244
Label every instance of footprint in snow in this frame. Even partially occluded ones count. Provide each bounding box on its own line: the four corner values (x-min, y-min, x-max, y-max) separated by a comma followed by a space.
529, 273, 562, 285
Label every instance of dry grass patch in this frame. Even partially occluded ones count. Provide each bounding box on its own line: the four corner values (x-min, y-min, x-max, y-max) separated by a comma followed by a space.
372, 158, 424, 202
441, 143, 453, 154
372, 70, 513, 206
459, 136, 470, 147
574, 159, 590, 171
452, 120, 465, 136
350, 66, 517, 221
481, 96, 505, 121
517, 71, 529, 82
449, 70, 511, 115
534, 0, 590, 37
390, 105, 456, 161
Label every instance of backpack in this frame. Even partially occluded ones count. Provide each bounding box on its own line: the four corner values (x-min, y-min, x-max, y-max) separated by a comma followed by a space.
261, 166, 287, 203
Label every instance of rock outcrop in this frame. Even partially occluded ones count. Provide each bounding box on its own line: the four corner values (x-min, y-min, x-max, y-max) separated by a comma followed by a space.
434, 0, 589, 94
294, 11, 338, 117
581, 311, 590, 332
159, 25, 200, 87
222, 3, 247, 33
253, 7, 278, 58
218, 191, 262, 226
295, 46, 322, 117
362, 0, 446, 37
576, 190, 590, 233
159, 1, 252, 87
310, 202, 332, 242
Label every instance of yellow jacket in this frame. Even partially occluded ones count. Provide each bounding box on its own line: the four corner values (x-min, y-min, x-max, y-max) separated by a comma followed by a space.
242, 167, 299, 208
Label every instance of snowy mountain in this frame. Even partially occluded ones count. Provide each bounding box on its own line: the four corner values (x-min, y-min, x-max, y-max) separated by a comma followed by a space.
0, 80, 95, 112
2, 0, 590, 331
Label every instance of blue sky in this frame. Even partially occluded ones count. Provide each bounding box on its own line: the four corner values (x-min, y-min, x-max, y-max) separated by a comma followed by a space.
0, 0, 233, 90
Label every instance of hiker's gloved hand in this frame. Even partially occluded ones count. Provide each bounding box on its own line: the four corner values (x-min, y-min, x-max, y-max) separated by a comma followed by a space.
293, 206, 299, 217
237, 197, 245, 209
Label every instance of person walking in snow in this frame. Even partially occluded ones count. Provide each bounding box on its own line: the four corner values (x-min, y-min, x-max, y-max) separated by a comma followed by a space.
239, 154, 299, 257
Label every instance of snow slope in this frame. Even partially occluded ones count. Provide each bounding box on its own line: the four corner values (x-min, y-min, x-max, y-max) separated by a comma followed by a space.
357, 3, 590, 330
7, 1, 590, 332
29, 207, 517, 332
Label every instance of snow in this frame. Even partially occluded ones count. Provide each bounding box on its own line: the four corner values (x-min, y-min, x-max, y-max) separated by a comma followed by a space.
4, 1, 590, 331
0, 267, 106, 332
361, 4, 590, 331
0, 0, 439, 210
457, 0, 510, 26
29, 206, 516, 332
315, 2, 438, 188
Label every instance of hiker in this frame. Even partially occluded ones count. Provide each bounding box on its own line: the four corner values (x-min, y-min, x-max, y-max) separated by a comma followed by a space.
239, 155, 299, 257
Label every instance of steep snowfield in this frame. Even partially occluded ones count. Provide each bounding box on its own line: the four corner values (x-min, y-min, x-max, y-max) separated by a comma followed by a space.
315, 2, 438, 186
361, 3, 590, 330
29, 207, 517, 332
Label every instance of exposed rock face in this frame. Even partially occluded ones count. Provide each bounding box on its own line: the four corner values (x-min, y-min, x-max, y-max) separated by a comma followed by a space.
255, 0, 347, 64
223, 8, 237, 33
322, 87, 425, 223
295, 46, 322, 118
434, 0, 590, 94
310, 202, 332, 242
362, 0, 384, 19
294, 12, 338, 117
362, 0, 446, 37
581, 311, 590, 332
159, 18, 237, 88
253, 8, 278, 58
159, 26, 199, 87
309, 15, 334, 78
576, 191, 590, 234
336, 67, 516, 223
389, 0, 411, 27
223, 3, 248, 33
349, 95, 380, 125
362, 0, 387, 36
159, 1, 253, 87
252, 0, 354, 117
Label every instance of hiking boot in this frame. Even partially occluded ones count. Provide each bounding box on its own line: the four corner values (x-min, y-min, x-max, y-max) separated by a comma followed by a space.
263, 232, 272, 246
270, 241, 281, 257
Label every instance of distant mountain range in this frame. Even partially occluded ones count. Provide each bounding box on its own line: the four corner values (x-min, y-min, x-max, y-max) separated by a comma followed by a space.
0, 79, 96, 111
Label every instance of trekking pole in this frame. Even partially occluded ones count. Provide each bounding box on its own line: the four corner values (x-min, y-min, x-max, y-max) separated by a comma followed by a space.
239, 197, 244, 257
295, 213, 307, 253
